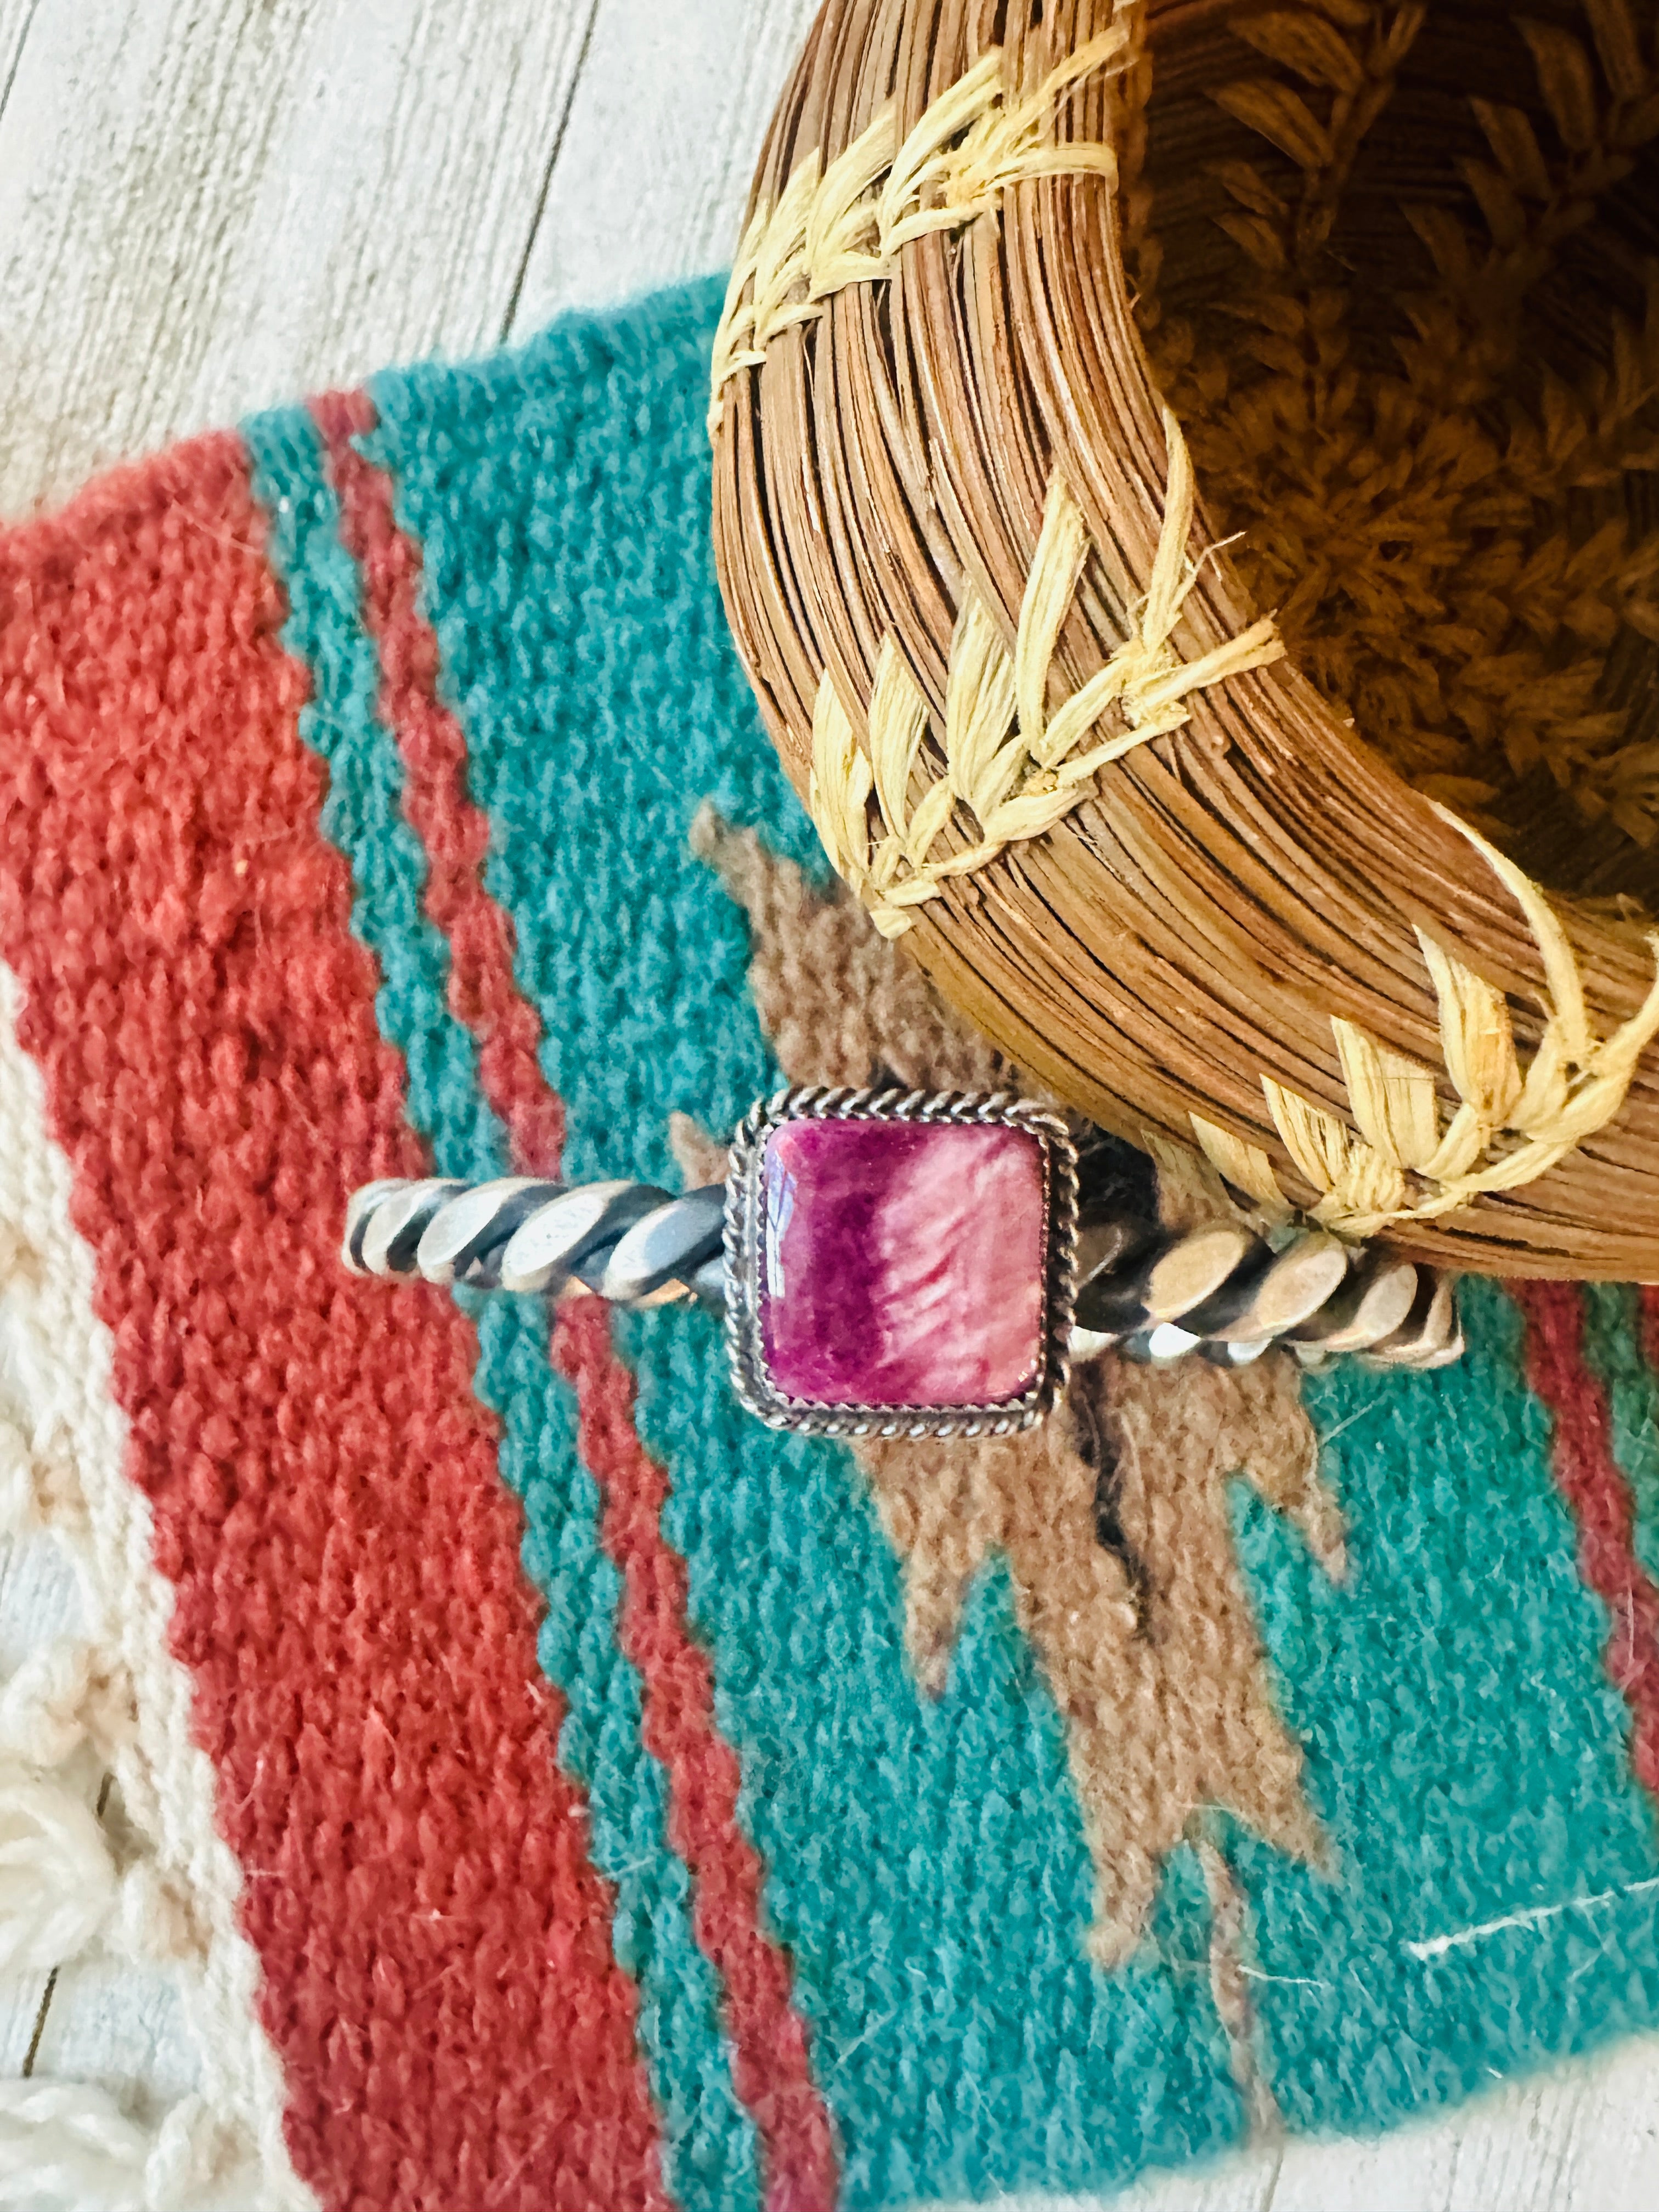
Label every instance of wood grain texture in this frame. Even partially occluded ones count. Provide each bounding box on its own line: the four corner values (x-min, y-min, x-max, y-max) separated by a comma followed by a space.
0, 1532, 81, 1679
0, 1, 36, 109
507, 0, 819, 338
3, 1, 1659, 2205
27, 1956, 205, 2115
0, 0, 594, 518
0, 1534, 83, 2076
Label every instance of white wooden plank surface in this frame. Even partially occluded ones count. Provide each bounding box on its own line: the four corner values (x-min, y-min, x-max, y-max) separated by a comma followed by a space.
3, 2, 1659, 2205
0, 0, 595, 518
507, 0, 820, 337
0, 2, 36, 111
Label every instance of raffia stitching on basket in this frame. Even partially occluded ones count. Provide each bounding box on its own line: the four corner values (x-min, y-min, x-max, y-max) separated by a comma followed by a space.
1215, 0, 1429, 269
1191, 810, 1659, 1236
808, 409, 1283, 937
709, 30, 1128, 435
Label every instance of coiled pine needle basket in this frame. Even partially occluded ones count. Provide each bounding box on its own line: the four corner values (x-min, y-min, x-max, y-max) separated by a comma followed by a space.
709, 0, 1659, 1279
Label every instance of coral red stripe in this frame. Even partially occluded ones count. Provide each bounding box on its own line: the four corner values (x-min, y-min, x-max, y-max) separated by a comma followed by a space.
0, 436, 667, 2212
315, 393, 838, 2212
1644, 1286, 1659, 1372
1513, 1281, 1659, 1803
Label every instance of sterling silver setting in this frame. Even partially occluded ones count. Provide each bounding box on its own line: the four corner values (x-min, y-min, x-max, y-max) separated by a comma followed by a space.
721, 1086, 1080, 1442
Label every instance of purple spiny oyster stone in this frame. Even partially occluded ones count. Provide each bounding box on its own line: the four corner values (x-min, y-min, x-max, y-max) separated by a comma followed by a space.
757, 1117, 1048, 1408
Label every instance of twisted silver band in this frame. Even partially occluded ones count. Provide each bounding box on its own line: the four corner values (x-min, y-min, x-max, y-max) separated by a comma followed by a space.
342, 1175, 728, 1308
1075, 1220, 1462, 1373
342, 1171, 1461, 1372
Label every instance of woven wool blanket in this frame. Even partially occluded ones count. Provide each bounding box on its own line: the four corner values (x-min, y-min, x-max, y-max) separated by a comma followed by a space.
1, 278, 1657, 2212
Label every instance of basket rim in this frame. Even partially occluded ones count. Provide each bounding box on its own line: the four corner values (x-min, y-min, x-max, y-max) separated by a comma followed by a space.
707, 0, 1659, 1281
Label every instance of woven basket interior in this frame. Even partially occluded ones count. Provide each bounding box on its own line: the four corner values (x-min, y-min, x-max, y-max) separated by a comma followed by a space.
1130, 0, 1658, 909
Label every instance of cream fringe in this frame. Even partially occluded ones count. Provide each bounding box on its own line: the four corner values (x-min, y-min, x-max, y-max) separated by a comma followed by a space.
0, 963, 313, 2212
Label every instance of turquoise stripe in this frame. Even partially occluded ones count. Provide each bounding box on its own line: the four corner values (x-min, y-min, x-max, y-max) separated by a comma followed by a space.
1233, 1279, 1659, 2133
242, 403, 764, 2212
1583, 1282, 1659, 1595
368, 285, 1245, 2205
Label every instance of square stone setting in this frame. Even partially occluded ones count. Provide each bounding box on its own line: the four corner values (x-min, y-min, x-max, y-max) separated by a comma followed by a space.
725, 1092, 1075, 1436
